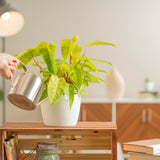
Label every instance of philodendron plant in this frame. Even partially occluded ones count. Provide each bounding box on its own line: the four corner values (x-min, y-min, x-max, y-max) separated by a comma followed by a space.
15, 36, 116, 108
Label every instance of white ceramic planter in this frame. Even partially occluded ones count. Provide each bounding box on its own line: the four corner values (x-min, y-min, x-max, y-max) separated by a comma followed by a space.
41, 94, 81, 126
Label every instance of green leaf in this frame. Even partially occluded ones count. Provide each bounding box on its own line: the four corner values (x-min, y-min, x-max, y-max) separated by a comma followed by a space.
83, 78, 89, 87
55, 59, 66, 63
97, 69, 110, 76
39, 88, 48, 102
85, 57, 112, 66
56, 63, 65, 78
71, 45, 82, 63
85, 75, 99, 83
61, 39, 70, 61
37, 42, 57, 75
15, 48, 39, 69
79, 60, 98, 73
85, 72, 106, 83
29, 59, 45, 66
78, 88, 88, 96
55, 59, 70, 74
84, 71, 99, 83
40, 67, 50, 75
61, 35, 79, 61
48, 75, 66, 104
70, 67, 83, 89
85, 41, 116, 48
72, 55, 112, 66
65, 83, 75, 109
70, 35, 79, 53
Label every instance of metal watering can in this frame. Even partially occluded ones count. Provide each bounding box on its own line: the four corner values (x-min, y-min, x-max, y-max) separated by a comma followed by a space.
8, 62, 45, 111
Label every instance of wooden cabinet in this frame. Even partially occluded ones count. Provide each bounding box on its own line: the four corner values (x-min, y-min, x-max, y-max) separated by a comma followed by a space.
117, 104, 147, 143
80, 102, 160, 143
80, 103, 112, 122
117, 103, 160, 143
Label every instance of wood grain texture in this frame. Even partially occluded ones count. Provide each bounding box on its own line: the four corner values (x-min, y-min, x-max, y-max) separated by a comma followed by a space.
117, 103, 160, 143
112, 130, 117, 160
117, 104, 147, 143
0, 122, 117, 160
81, 103, 112, 121
0, 130, 5, 160
1, 122, 116, 131
146, 104, 160, 139
19, 138, 112, 150
20, 153, 112, 160
0, 130, 2, 160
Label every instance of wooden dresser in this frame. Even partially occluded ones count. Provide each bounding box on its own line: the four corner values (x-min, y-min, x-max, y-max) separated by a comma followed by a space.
81, 99, 160, 143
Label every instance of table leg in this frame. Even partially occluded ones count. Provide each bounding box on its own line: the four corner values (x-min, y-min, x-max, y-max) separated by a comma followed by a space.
112, 130, 117, 160
0, 130, 5, 160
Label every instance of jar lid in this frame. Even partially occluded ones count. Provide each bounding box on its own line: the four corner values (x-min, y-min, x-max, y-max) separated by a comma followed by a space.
37, 142, 58, 151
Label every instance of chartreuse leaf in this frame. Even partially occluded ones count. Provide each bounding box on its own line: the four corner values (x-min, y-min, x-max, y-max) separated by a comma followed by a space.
83, 78, 89, 87
29, 59, 45, 66
86, 57, 112, 66
55, 59, 70, 74
56, 63, 65, 78
85, 41, 116, 48
78, 60, 98, 73
39, 88, 48, 102
85, 75, 99, 83
65, 83, 75, 109
48, 75, 66, 104
37, 42, 57, 75
85, 71, 106, 83
72, 55, 112, 66
71, 44, 82, 63
61, 38, 70, 60
97, 69, 110, 76
70, 67, 83, 89
78, 88, 88, 97
61, 35, 79, 61
70, 35, 79, 53
15, 48, 39, 69
40, 67, 50, 75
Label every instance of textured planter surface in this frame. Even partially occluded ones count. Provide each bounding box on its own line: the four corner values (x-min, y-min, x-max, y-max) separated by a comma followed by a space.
41, 94, 81, 126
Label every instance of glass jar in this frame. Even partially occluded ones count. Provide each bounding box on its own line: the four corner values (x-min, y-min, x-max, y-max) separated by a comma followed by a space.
34, 142, 60, 160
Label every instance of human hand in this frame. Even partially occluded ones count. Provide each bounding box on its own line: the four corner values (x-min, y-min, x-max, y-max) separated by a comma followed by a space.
0, 53, 20, 79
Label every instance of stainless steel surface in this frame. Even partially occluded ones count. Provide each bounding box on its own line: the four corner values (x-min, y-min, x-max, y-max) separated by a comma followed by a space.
8, 63, 44, 111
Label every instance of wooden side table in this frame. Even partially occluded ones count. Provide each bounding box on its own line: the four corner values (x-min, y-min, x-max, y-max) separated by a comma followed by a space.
0, 122, 117, 160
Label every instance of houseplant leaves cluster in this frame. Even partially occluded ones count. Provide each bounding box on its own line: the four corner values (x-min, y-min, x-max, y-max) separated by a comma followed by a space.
15, 35, 116, 108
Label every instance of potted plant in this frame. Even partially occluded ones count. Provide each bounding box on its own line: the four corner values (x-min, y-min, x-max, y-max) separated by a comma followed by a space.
15, 35, 116, 126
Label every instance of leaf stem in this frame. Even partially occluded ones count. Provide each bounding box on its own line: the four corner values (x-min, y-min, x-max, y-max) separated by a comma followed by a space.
66, 73, 70, 83
76, 46, 87, 65
33, 58, 43, 69
82, 46, 87, 57
69, 52, 72, 64
81, 60, 87, 69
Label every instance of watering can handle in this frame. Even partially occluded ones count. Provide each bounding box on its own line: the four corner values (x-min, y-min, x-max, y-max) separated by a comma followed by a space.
9, 61, 27, 86
19, 61, 27, 72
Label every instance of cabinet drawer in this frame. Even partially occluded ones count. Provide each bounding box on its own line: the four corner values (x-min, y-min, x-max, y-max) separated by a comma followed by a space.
80, 103, 112, 122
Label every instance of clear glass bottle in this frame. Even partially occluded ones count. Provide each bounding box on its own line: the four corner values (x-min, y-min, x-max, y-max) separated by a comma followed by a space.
35, 142, 60, 160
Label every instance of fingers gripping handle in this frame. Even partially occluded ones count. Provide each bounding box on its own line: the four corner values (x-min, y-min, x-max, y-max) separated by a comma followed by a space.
9, 61, 27, 87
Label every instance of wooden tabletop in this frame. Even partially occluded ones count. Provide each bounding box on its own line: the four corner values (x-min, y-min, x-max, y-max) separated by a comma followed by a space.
0, 121, 117, 131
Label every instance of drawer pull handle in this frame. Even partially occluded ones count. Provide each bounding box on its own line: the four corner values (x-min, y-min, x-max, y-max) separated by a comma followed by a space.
142, 109, 146, 123
82, 109, 86, 121
148, 109, 152, 123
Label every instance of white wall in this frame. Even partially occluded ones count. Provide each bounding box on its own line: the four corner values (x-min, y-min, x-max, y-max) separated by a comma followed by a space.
2, 0, 160, 123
